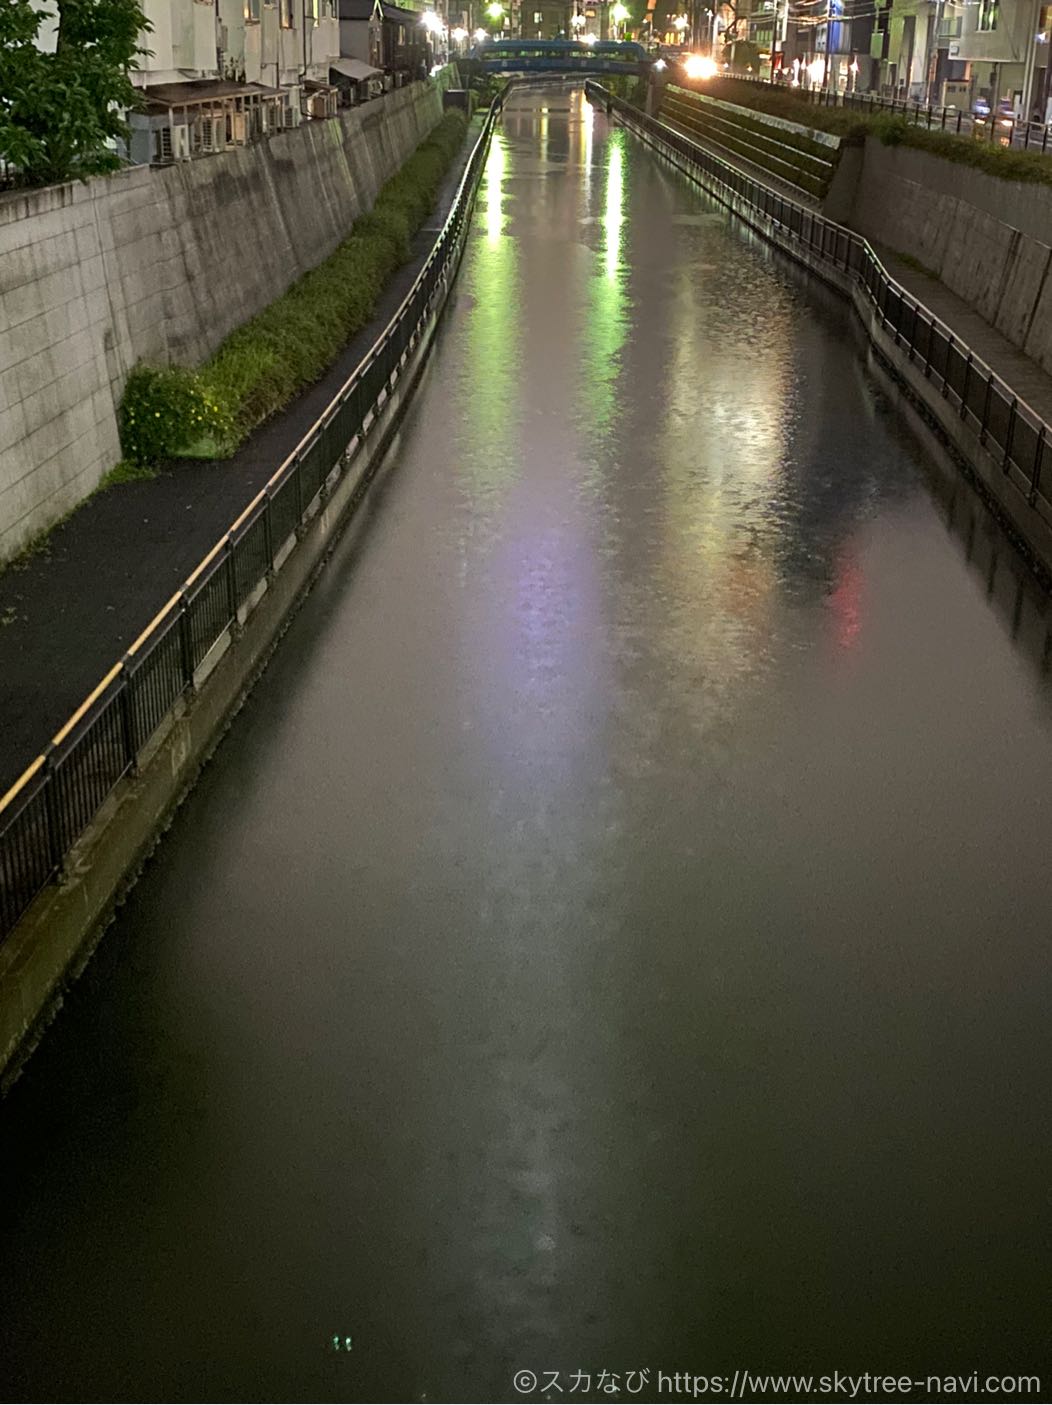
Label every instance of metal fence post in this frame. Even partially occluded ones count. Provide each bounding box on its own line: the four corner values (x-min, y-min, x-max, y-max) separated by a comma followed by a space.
118, 672, 139, 775
1029, 425, 1046, 504
41, 753, 66, 877
980, 373, 994, 443
960, 352, 972, 417
1003, 398, 1018, 472
178, 595, 194, 690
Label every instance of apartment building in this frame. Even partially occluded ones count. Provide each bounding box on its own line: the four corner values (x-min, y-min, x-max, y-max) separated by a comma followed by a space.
870, 0, 1050, 109
127, 0, 342, 163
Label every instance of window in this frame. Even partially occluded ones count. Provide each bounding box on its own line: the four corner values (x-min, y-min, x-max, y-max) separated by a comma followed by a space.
280, 0, 293, 24
533, 10, 542, 19
245, 0, 261, 20
978, 0, 998, 29
304, 0, 319, 22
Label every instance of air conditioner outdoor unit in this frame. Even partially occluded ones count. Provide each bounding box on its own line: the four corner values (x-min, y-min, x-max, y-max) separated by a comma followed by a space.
198, 116, 224, 152
156, 122, 193, 162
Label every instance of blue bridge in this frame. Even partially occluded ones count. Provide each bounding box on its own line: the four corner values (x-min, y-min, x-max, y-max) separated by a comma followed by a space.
470, 37, 649, 75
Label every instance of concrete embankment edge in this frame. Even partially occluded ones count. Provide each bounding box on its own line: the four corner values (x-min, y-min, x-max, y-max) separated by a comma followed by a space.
613, 101, 1052, 585
0, 138, 486, 1091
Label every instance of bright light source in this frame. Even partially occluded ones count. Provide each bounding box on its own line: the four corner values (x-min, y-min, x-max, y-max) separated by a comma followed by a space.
581, 30, 598, 42
611, 2, 629, 20
807, 56, 825, 84
570, 9, 585, 25
654, 57, 667, 69
684, 53, 717, 79
451, 25, 467, 40
420, 9, 444, 31
473, 26, 488, 40
673, 13, 688, 28
486, 1, 504, 15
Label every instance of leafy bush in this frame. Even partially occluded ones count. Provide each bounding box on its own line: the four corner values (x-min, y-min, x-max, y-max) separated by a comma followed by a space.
119, 366, 233, 467
118, 109, 468, 466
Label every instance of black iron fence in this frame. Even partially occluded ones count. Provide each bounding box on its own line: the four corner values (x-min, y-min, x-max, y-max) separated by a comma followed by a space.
710, 70, 1052, 153
588, 83, 1052, 557
0, 89, 507, 945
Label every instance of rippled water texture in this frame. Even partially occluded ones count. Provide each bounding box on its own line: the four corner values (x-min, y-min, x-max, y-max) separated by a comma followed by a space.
2, 88, 1051, 1403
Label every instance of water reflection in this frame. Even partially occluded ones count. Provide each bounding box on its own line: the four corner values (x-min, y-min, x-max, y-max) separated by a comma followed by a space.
456, 131, 520, 513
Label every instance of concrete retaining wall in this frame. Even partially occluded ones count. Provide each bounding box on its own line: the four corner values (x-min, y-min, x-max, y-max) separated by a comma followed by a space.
845, 139, 1052, 379
0, 81, 445, 565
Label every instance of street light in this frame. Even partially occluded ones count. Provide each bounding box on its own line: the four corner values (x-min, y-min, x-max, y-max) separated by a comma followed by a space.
611, 1, 629, 35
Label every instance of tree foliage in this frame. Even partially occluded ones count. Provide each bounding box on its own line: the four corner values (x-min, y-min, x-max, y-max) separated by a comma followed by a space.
0, 0, 150, 187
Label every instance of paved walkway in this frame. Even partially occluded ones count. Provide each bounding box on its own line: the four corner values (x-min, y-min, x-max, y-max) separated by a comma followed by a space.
877, 248, 1052, 425
0, 118, 482, 796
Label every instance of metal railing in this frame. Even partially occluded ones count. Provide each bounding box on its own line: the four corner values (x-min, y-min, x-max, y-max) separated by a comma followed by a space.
710, 71, 1052, 153
588, 81, 1052, 555
0, 88, 507, 945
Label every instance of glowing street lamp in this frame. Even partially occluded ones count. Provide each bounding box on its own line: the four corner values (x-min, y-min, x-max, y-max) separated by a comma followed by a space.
684, 52, 718, 78
570, 10, 586, 28
673, 13, 688, 30
420, 9, 444, 32
473, 25, 488, 40
486, 0, 504, 19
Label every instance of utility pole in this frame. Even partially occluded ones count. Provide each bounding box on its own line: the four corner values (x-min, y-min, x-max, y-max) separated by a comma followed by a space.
925, 0, 945, 106
1020, 0, 1045, 121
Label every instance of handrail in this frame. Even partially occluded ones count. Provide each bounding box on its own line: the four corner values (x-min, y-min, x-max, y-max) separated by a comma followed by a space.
0, 86, 509, 942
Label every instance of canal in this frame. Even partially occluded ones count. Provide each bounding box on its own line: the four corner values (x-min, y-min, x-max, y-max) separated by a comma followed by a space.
2, 87, 1051, 1402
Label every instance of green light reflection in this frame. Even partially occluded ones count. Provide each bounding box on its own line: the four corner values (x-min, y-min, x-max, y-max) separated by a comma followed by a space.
460, 130, 521, 507
604, 136, 624, 280
582, 128, 628, 442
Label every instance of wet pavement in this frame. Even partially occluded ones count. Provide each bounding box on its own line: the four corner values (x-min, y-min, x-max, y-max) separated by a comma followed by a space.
1, 87, 1051, 1403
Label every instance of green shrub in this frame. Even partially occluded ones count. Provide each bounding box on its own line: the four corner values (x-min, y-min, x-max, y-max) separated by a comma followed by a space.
117, 109, 468, 467
119, 365, 234, 467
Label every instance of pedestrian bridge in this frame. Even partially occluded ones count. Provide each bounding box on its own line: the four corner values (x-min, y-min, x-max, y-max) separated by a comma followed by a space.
470, 38, 649, 75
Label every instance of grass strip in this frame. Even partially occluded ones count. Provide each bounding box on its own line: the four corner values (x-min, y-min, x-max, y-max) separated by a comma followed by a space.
672, 77, 1052, 186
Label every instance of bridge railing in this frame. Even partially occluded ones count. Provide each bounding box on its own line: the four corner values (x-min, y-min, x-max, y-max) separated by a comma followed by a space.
0, 88, 510, 946
587, 81, 1052, 567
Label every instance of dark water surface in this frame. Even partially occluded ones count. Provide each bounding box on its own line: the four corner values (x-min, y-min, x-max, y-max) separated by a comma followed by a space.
2, 89, 1051, 1403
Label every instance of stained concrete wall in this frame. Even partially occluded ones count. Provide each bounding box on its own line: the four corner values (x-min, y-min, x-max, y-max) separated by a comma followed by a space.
845, 140, 1052, 379
0, 80, 445, 564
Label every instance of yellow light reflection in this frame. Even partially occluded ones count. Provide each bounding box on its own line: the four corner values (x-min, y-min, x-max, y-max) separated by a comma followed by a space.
580, 90, 594, 196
